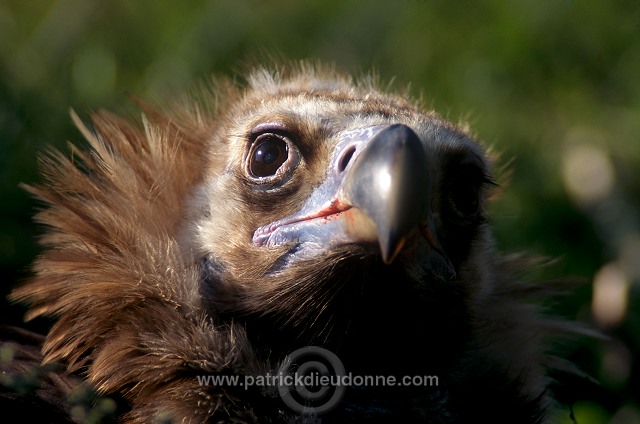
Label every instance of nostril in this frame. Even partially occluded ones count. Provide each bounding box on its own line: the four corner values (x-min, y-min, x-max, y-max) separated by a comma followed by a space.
338, 145, 356, 173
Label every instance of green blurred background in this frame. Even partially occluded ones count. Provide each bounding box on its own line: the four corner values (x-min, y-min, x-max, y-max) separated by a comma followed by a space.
1, 1, 638, 422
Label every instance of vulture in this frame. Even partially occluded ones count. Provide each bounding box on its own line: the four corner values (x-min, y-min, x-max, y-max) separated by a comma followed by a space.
3, 63, 582, 423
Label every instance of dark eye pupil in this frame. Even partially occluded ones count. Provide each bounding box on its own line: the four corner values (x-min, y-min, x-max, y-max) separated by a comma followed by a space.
257, 144, 280, 164
450, 168, 482, 216
451, 183, 479, 215
250, 136, 288, 177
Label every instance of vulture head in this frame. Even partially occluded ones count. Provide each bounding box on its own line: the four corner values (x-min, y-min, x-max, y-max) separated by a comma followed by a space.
8, 63, 580, 423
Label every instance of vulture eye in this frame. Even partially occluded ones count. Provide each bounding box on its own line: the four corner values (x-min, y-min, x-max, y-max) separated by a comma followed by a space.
449, 167, 483, 216
248, 133, 298, 179
451, 181, 479, 215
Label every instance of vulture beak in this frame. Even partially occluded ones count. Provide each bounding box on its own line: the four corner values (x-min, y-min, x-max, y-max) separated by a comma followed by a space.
254, 124, 453, 276
338, 124, 430, 264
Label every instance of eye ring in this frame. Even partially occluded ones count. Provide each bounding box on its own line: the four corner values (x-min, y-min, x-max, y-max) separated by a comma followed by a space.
246, 132, 301, 181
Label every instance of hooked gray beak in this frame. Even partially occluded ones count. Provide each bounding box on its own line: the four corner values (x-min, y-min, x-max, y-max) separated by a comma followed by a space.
339, 124, 430, 263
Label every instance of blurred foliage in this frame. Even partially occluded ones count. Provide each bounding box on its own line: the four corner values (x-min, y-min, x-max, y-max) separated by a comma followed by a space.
1, 0, 639, 422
